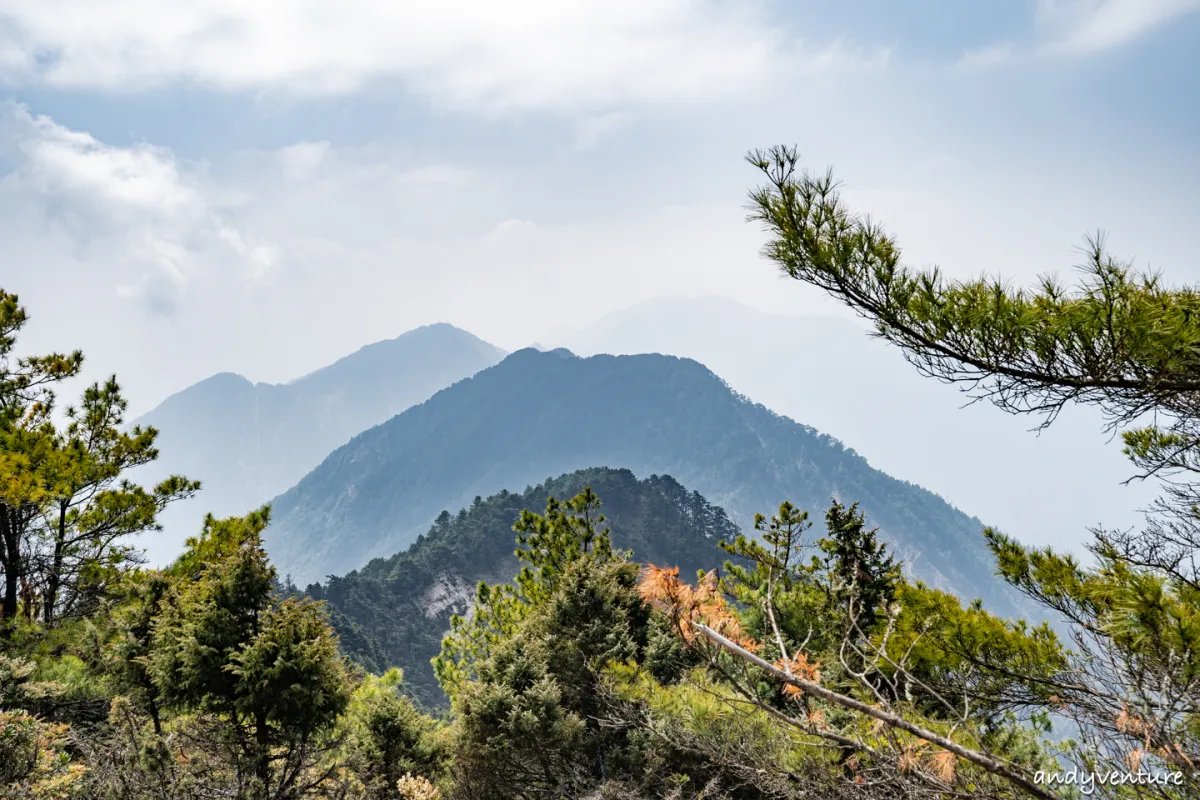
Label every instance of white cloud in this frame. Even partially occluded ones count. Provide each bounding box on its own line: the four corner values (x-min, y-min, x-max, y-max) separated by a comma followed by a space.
0, 1, 879, 113
0, 104, 277, 312
570, 112, 628, 152
215, 223, 279, 279
397, 164, 475, 186
275, 140, 330, 182
961, 0, 1200, 65
7, 108, 205, 222
482, 218, 537, 245
956, 43, 1017, 69
1039, 0, 1200, 53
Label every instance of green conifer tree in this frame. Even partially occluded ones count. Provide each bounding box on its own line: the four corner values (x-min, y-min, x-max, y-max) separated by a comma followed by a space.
150, 508, 352, 799
0, 289, 195, 629
745, 144, 1200, 790
0, 290, 82, 626
434, 487, 616, 696
818, 500, 901, 633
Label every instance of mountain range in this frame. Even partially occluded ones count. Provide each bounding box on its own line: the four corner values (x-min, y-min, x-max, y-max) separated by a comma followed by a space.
263, 345, 1033, 622
309, 467, 743, 707
131, 323, 506, 565
546, 295, 1151, 558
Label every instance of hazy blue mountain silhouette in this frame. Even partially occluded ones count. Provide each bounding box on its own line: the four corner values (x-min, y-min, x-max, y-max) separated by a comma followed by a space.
133, 324, 506, 565
544, 295, 1150, 561
266, 346, 1031, 620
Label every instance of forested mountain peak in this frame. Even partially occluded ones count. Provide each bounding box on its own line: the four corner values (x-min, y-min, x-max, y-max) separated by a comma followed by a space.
264, 346, 1029, 622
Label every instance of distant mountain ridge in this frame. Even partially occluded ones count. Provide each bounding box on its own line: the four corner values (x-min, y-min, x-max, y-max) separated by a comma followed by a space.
310, 467, 742, 707
544, 295, 1150, 559
132, 323, 506, 565
264, 346, 1032, 620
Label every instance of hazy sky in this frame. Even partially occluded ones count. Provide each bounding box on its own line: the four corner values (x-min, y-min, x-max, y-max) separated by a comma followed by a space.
1, 2, 1198, 535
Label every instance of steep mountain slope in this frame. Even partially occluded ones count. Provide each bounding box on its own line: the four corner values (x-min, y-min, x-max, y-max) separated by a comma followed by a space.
132, 324, 506, 565
309, 467, 741, 708
265, 347, 1031, 621
543, 296, 1151, 558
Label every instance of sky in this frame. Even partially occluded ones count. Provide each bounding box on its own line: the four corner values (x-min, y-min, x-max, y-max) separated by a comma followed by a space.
1, 0, 1198, 552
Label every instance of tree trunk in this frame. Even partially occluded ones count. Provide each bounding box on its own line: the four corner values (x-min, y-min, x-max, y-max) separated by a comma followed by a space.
1, 562, 16, 624
254, 707, 272, 798
694, 621, 1063, 800
149, 697, 163, 737
1, 505, 21, 628
42, 501, 67, 625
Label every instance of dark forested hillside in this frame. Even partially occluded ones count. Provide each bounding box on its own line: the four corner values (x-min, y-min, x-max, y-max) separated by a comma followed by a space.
308, 467, 740, 707
266, 347, 1033, 620
131, 323, 506, 564
547, 295, 1149, 555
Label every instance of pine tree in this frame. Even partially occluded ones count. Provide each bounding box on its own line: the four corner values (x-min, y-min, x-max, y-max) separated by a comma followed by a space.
36, 376, 199, 624
440, 488, 657, 800
0, 290, 82, 626
433, 486, 616, 696
818, 500, 900, 633
337, 668, 443, 800
0, 289, 196, 629
746, 144, 1200, 789
149, 508, 352, 799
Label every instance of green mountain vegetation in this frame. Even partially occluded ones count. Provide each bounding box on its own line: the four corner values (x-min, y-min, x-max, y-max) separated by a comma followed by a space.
265, 347, 1032, 621
547, 295, 1150, 553
6, 148, 1200, 799
305, 467, 743, 708
133, 324, 505, 565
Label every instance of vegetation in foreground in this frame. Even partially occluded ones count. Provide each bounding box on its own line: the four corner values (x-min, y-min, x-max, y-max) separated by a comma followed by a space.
307, 467, 742, 709
4, 145, 1200, 798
